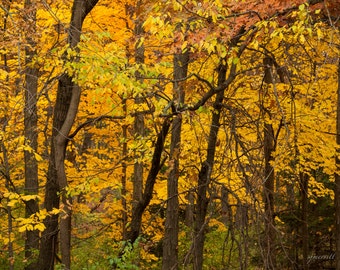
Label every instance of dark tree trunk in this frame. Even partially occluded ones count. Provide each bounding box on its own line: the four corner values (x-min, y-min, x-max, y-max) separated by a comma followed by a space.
263, 122, 276, 270
37, 75, 70, 270
185, 190, 194, 226
221, 186, 230, 226
193, 64, 227, 270
125, 119, 171, 244
335, 56, 340, 270
119, 4, 171, 253
37, 1, 99, 269
121, 99, 128, 239
132, 4, 145, 236
1, 3, 14, 269
23, 1, 39, 268
299, 172, 309, 270
162, 51, 189, 270
189, 27, 248, 269
262, 56, 277, 270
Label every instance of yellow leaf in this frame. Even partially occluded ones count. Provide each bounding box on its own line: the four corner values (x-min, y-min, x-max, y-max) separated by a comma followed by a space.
3, 237, 10, 245
310, 198, 317, 204
34, 223, 46, 232
136, 37, 144, 49
18, 226, 27, 233
299, 34, 305, 44
4, 192, 20, 200
21, 195, 39, 201
317, 28, 323, 40
34, 152, 43, 161
181, 40, 188, 52
252, 40, 259, 50
23, 144, 33, 152
49, 208, 61, 215
37, 209, 48, 219
275, 216, 285, 224
7, 200, 18, 207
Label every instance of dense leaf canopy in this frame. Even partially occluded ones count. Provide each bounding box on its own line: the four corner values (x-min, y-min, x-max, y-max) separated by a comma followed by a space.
0, 0, 339, 269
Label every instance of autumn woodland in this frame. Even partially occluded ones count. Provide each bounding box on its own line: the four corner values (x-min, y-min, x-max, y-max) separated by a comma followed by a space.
1, 0, 340, 269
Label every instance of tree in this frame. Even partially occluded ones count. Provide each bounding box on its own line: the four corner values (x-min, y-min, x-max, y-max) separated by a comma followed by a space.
329, 5, 340, 270
162, 47, 189, 270
1, 1, 340, 269
132, 0, 145, 241
262, 56, 278, 270
37, 1, 99, 269
187, 24, 252, 268
335, 31, 340, 270
125, 118, 171, 244
24, 0, 39, 268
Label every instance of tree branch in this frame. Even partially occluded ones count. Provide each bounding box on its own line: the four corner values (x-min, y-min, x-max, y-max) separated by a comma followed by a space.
68, 115, 124, 139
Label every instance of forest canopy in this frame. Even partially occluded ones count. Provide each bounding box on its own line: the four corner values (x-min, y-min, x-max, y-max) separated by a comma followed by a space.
0, 0, 340, 269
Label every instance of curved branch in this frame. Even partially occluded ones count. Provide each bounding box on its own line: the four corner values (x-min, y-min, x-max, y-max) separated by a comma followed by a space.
68, 115, 125, 139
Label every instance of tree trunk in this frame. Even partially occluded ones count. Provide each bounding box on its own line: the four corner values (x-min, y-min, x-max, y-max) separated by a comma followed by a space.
125, 118, 171, 244
55, 75, 80, 270
286, 181, 299, 269
263, 122, 276, 270
132, 4, 145, 234
185, 190, 194, 226
119, 22, 171, 251
3, 146, 14, 270
1, 4, 14, 268
162, 51, 189, 270
193, 64, 227, 270
299, 172, 309, 270
188, 27, 248, 267
23, 1, 39, 268
36, 96, 62, 270
37, 1, 99, 269
262, 56, 276, 270
121, 99, 128, 239
335, 56, 340, 270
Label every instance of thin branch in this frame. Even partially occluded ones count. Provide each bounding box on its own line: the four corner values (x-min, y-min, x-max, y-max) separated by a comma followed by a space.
68, 115, 124, 139
68, 107, 155, 140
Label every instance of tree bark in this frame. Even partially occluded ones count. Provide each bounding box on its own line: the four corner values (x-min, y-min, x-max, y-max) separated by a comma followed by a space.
132, 3, 145, 235
121, 99, 128, 239
193, 63, 227, 270
125, 118, 171, 244
2, 146, 14, 270
24, 1, 39, 268
37, 81, 65, 270
1, 3, 14, 268
335, 56, 340, 270
189, 26, 248, 268
37, 1, 99, 269
162, 51, 189, 270
299, 172, 309, 270
185, 190, 194, 226
262, 56, 276, 270
263, 122, 276, 270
